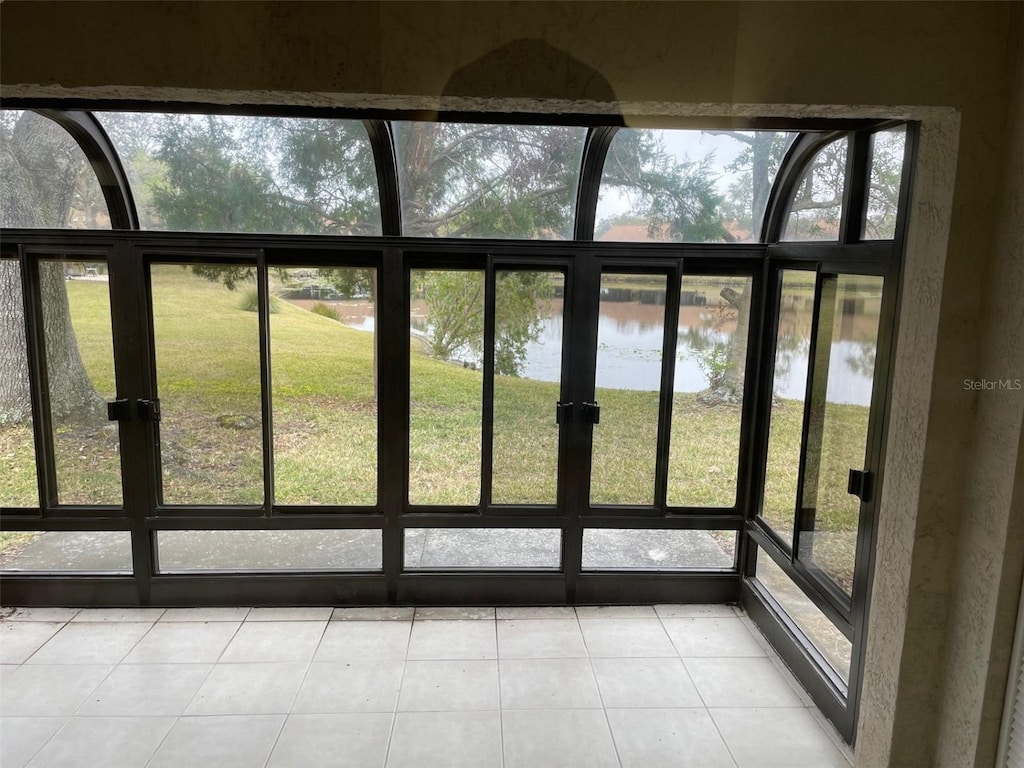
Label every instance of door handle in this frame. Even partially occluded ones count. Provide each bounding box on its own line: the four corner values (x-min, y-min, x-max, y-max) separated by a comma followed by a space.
105, 398, 161, 423
848, 469, 872, 502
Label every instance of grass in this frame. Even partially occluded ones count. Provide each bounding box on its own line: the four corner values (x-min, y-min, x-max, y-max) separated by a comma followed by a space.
0, 269, 868, 589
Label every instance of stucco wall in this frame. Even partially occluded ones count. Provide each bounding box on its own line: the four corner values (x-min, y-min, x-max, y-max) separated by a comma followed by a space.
2, 2, 1022, 765
933, 20, 1024, 767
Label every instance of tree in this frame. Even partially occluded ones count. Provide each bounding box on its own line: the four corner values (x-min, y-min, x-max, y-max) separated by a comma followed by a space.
1, 113, 737, 427
597, 129, 728, 242
0, 111, 106, 426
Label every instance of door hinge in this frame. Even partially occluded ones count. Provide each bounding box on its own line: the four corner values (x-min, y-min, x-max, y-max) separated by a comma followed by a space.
138, 399, 161, 423
555, 401, 574, 425
582, 401, 600, 425
106, 399, 131, 422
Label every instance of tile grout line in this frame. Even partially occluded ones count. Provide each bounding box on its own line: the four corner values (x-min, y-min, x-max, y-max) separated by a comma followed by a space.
138, 613, 253, 768
256, 613, 334, 768
493, 617, 505, 768
575, 607, 625, 768
656, 611, 741, 768
380, 616, 413, 768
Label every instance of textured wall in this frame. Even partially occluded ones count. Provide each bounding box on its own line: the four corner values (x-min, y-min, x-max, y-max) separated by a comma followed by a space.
2, 3, 1022, 765
933, 21, 1024, 766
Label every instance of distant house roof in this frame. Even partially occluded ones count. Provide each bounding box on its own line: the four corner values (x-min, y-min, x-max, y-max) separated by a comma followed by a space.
597, 222, 662, 242
597, 220, 754, 243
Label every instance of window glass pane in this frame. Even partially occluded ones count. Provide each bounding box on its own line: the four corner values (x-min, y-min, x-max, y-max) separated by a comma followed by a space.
97, 112, 381, 235
0, 259, 38, 508
0, 531, 132, 573
1, 110, 110, 229
597, 130, 796, 243
404, 528, 561, 570
761, 270, 816, 545
668, 275, 752, 507
782, 138, 847, 241
582, 529, 735, 570
40, 258, 122, 505
864, 127, 906, 240
271, 267, 376, 505
409, 269, 483, 505
756, 548, 851, 682
491, 271, 563, 505
393, 122, 586, 239
150, 263, 263, 505
157, 530, 381, 572
798, 275, 883, 595
590, 273, 667, 506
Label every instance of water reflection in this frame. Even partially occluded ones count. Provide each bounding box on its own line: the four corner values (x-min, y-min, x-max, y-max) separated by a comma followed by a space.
341, 287, 879, 406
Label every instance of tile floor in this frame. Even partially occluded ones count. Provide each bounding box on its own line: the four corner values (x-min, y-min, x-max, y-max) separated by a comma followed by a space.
0, 605, 854, 768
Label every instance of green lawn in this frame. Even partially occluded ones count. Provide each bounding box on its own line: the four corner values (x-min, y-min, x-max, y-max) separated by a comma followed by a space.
0, 269, 867, 589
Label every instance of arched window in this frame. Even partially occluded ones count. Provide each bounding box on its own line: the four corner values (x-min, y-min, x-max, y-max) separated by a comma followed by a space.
596, 129, 795, 243
392, 121, 586, 239
1, 110, 111, 229
96, 112, 382, 235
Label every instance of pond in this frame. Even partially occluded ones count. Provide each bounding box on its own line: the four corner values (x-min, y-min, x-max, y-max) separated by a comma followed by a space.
336, 286, 879, 407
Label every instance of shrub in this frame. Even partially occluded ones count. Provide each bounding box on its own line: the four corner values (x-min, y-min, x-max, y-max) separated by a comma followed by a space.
311, 302, 341, 321
237, 284, 282, 313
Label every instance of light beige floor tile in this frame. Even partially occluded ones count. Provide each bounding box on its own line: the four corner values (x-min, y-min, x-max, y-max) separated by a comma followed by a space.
397, 660, 499, 711
499, 658, 602, 709
332, 607, 415, 621
160, 607, 251, 622
496, 606, 577, 620
77, 663, 212, 716
654, 604, 739, 619
292, 660, 404, 713
502, 709, 619, 768
407, 620, 496, 660
314, 621, 411, 661
662, 617, 767, 657
711, 707, 852, 767
0, 665, 112, 716
591, 657, 703, 708
0, 622, 64, 664
219, 620, 325, 663
2, 608, 79, 623
185, 661, 308, 715
387, 711, 501, 768
576, 605, 657, 619
0, 717, 65, 768
414, 606, 495, 620
147, 715, 285, 768
28, 622, 151, 665
246, 607, 334, 621
70, 609, 165, 623
579, 618, 677, 657
497, 619, 587, 658
268, 713, 393, 768
122, 621, 240, 664
684, 657, 806, 707
26, 716, 174, 768
607, 708, 737, 768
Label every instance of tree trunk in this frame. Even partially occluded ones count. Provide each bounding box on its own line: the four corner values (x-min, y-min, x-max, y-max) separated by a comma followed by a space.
0, 262, 31, 425
697, 284, 750, 406
0, 111, 105, 426
40, 263, 106, 422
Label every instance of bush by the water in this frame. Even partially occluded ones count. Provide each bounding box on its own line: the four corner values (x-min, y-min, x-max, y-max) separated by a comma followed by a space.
311, 302, 341, 321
